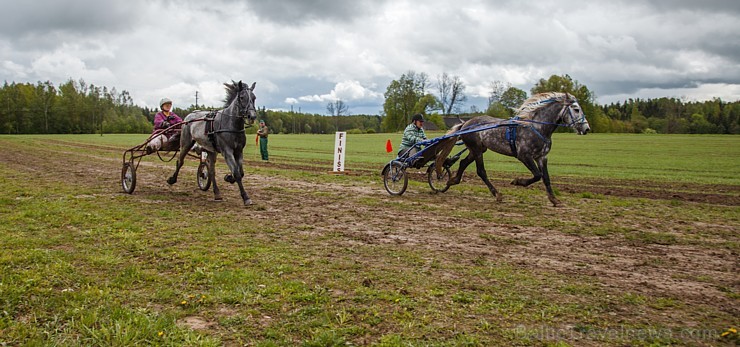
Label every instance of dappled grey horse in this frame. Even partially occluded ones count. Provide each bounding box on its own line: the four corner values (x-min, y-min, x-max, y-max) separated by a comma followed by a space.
167, 81, 257, 205
434, 92, 590, 206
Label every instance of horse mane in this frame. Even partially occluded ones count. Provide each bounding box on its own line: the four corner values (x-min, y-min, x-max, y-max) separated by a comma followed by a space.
222, 81, 241, 107
516, 92, 571, 119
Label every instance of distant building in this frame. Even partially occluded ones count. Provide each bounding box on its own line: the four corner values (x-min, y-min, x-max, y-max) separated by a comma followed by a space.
443, 116, 472, 128
423, 122, 439, 131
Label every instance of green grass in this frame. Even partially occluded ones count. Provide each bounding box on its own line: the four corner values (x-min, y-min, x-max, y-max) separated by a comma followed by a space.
28, 132, 740, 185
0, 133, 738, 346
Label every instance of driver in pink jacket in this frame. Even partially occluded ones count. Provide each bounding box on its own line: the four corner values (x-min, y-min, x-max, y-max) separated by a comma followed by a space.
147, 97, 182, 152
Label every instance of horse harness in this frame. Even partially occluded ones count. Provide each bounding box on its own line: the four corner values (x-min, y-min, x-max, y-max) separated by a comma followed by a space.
204, 111, 220, 152
504, 118, 550, 157
505, 118, 520, 157
203, 110, 246, 152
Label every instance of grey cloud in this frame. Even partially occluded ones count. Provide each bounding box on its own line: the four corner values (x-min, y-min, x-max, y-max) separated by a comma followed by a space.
589, 80, 700, 97
639, 0, 740, 14
0, 0, 144, 38
242, 0, 383, 24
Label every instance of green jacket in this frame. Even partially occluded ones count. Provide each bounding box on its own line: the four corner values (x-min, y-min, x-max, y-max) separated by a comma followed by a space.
399, 123, 427, 151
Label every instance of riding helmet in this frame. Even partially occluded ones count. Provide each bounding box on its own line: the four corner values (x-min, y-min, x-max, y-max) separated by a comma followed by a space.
411, 113, 424, 122
159, 97, 173, 109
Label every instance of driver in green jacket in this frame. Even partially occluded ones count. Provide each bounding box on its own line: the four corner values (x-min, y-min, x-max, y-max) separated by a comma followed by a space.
398, 113, 427, 157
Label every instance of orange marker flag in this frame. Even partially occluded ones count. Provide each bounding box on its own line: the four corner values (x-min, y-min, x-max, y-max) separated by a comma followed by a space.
385, 139, 393, 153
255, 134, 259, 146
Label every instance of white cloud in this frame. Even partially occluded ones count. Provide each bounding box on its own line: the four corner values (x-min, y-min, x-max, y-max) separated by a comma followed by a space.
30, 49, 115, 83
1, 60, 27, 78
295, 80, 382, 104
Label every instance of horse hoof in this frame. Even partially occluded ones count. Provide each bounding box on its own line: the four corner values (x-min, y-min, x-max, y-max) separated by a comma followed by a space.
511, 178, 526, 186
214, 195, 223, 201
244, 199, 254, 206
496, 194, 504, 202
224, 174, 235, 183
549, 197, 562, 207
167, 177, 177, 185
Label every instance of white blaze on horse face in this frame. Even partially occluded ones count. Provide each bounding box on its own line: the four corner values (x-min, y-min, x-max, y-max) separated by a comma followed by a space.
569, 102, 590, 135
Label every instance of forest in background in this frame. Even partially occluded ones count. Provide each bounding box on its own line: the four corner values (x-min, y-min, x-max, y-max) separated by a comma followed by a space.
1, 77, 738, 135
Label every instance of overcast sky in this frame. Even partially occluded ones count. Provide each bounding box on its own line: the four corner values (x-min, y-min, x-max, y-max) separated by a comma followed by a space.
1, 0, 739, 115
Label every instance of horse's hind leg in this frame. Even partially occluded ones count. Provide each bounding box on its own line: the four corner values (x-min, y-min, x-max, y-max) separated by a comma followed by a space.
447, 152, 475, 186
207, 152, 222, 201
473, 154, 501, 201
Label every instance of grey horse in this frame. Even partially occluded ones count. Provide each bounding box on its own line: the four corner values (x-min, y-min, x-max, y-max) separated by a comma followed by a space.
434, 92, 590, 206
167, 81, 257, 205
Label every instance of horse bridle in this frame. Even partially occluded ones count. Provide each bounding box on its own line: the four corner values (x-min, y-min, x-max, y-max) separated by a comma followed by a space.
235, 88, 256, 120
559, 101, 588, 128
208, 88, 257, 136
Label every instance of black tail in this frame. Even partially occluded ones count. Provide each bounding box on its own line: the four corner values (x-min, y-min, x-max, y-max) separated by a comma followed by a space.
433, 123, 463, 176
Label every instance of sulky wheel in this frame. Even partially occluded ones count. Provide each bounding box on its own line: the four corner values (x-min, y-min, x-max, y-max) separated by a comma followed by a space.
121, 162, 136, 194
197, 162, 211, 191
427, 163, 451, 193
383, 161, 408, 196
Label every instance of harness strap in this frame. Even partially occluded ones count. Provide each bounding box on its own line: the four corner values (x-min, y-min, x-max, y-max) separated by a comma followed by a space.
526, 125, 551, 145
505, 117, 519, 156
205, 111, 219, 152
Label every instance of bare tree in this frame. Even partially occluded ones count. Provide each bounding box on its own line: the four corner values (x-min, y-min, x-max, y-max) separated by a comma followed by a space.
326, 99, 348, 116
437, 72, 467, 115
488, 80, 510, 107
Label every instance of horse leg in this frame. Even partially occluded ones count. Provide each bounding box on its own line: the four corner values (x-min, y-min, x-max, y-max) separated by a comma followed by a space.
233, 148, 252, 205
167, 139, 193, 185
447, 152, 475, 186
473, 154, 501, 201
236, 148, 245, 178
221, 147, 252, 205
539, 157, 561, 207
208, 151, 222, 201
511, 157, 542, 187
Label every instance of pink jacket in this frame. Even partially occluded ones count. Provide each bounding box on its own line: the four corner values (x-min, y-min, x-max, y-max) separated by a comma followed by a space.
152, 111, 182, 136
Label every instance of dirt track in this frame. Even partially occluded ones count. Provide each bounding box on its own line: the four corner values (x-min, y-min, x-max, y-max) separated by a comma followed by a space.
2, 138, 738, 338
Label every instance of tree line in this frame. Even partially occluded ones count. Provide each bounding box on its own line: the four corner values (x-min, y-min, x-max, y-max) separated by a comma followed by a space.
1, 76, 737, 134
250, 107, 381, 135
0, 79, 151, 134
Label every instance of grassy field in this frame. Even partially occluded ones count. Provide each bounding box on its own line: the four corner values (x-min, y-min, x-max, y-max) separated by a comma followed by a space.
32, 132, 740, 185
0, 133, 738, 346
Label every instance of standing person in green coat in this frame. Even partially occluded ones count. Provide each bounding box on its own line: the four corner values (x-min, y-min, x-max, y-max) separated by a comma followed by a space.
257, 119, 269, 161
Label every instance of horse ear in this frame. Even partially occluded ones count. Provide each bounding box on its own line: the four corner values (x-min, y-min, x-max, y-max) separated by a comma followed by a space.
238, 80, 244, 90
250, 82, 256, 90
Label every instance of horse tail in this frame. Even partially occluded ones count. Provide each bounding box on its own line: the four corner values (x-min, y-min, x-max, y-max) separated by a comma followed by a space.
433, 123, 463, 176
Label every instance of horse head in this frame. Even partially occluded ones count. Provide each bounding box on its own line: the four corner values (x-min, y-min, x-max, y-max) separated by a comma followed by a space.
560, 93, 590, 135
237, 81, 258, 126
